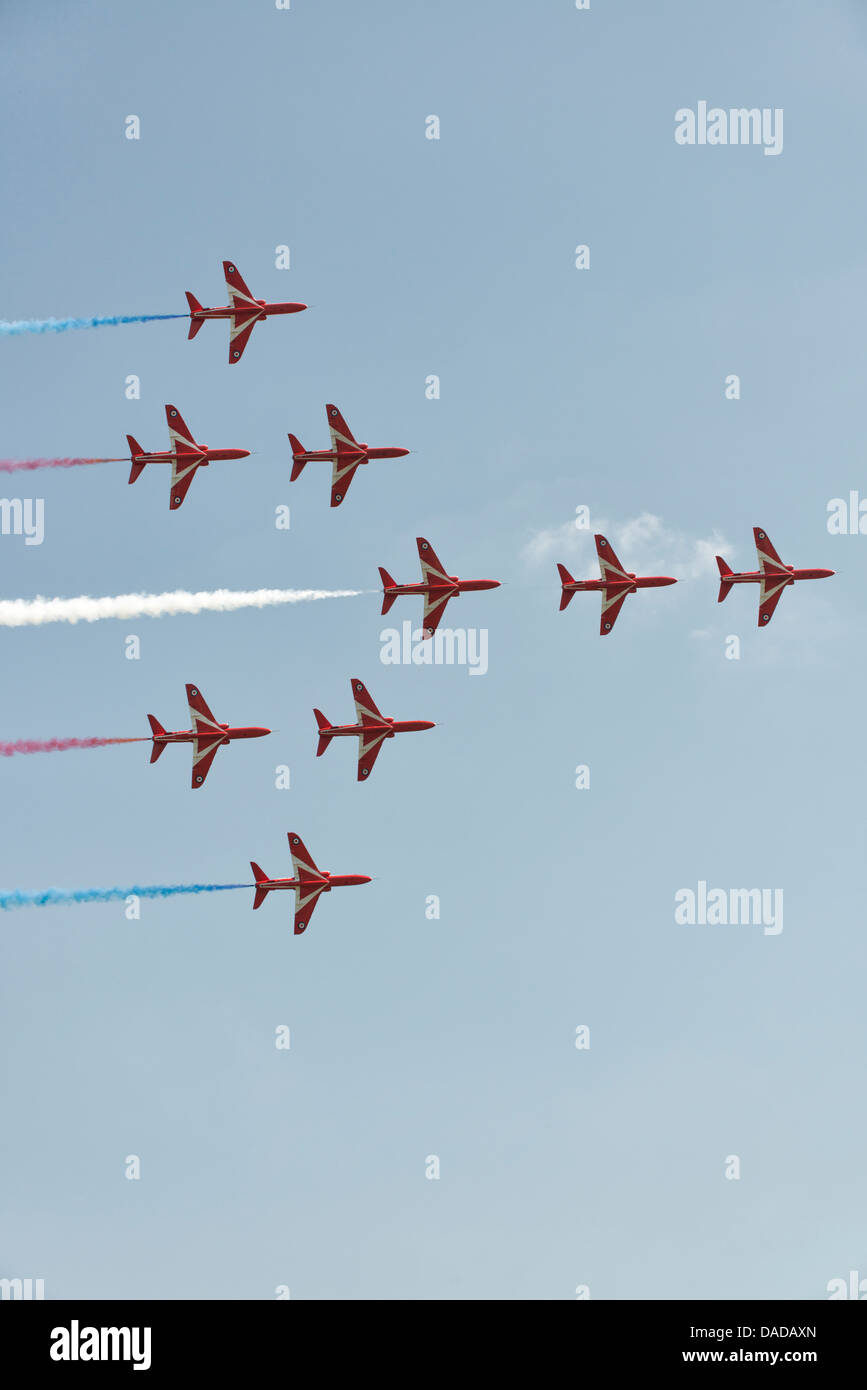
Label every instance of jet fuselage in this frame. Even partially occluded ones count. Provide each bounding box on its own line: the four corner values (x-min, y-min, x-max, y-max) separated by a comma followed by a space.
326, 718, 436, 739
721, 567, 834, 585
386, 576, 500, 599
256, 872, 372, 893
191, 299, 306, 323
293, 444, 409, 464
563, 573, 677, 594
130, 447, 250, 466
152, 723, 270, 747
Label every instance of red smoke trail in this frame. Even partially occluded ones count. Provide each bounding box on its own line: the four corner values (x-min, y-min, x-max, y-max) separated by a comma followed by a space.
0, 457, 127, 473
0, 737, 147, 756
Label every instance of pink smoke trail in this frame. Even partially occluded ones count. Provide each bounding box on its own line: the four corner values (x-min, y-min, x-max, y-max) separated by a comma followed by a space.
0, 457, 127, 473
0, 737, 147, 756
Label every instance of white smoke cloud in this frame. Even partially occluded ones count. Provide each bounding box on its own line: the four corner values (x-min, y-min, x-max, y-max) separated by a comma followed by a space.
522, 512, 730, 583
0, 588, 364, 628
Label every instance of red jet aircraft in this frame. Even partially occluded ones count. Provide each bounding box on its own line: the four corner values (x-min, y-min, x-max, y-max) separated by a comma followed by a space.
379, 537, 501, 637
557, 534, 677, 634
716, 527, 834, 626
126, 404, 250, 510
314, 678, 435, 781
147, 684, 270, 788
288, 404, 410, 508
185, 260, 307, 363
250, 832, 371, 935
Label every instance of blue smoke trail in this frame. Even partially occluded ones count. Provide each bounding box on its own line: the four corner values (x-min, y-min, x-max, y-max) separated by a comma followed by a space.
0, 313, 187, 336
0, 883, 251, 910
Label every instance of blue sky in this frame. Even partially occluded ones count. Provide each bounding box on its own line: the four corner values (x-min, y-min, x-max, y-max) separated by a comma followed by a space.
1, 0, 866, 1299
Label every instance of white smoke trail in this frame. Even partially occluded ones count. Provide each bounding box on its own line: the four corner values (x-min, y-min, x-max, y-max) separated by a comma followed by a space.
0, 587, 365, 628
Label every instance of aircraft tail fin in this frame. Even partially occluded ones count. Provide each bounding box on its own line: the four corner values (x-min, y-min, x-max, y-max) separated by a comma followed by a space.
557, 563, 576, 609
313, 709, 333, 757
147, 715, 167, 762
185, 292, 205, 338
250, 862, 271, 910
126, 437, 146, 484
379, 567, 398, 614
716, 555, 734, 603
288, 435, 307, 480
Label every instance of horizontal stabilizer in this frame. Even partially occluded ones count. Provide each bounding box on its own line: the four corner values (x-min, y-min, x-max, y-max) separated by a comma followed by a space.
288, 435, 306, 480
250, 861, 270, 909
716, 555, 733, 603
313, 709, 333, 757
147, 714, 167, 763
185, 292, 204, 338
557, 563, 576, 609
379, 567, 398, 614
126, 436, 146, 484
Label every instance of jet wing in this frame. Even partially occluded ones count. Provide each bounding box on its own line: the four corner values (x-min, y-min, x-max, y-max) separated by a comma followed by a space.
166, 405, 204, 509
357, 729, 389, 782
326, 407, 363, 505
757, 577, 788, 626
421, 590, 453, 637
228, 316, 258, 364
415, 538, 455, 636
600, 587, 630, 635
595, 534, 630, 584
288, 832, 321, 882
327, 404, 359, 453
753, 528, 791, 626
754, 527, 789, 573
287, 833, 326, 934
293, 880, 326, 935
351, 679, 384, 723
169, 457, 201, 510
191, 738, 222, 789
223, 261, 258, 310
330, 456, 361, 507
186, 684, 222, 736
417, 537, 451, 586
165, 404, 200, 453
